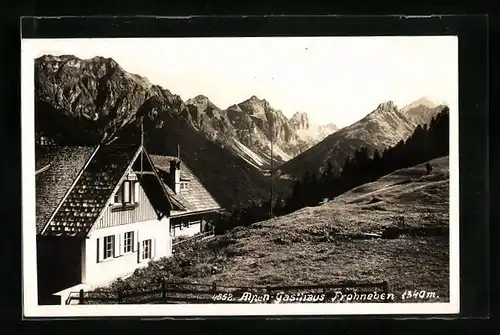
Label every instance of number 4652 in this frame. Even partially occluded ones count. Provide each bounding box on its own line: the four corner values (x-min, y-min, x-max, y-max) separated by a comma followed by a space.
212, 293, 233, 301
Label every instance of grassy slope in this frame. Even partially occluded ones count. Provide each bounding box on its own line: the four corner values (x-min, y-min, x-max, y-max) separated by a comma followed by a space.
107, 156, 450, 302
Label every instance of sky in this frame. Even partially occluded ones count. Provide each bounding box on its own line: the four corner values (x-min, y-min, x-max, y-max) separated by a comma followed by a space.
25, 36, 458, 128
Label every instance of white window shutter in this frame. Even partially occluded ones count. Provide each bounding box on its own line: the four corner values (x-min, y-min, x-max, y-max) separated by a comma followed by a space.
134, 181, 140, 204
133, 230, 139, 252
120, 233, 124, 256
113, 235, 119, 257
113, 234, 122, 257
123, 181, 130, 203
152, 238, 156, 259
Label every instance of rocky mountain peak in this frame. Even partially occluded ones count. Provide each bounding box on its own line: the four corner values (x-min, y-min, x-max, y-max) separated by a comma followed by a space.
186, 94, 214, 107
359, 101, 401, 124
290, 112, 310, 130
244, 95, 270, 106
192, 94, 210, 101
91, 55, 118, 66
401, 97, 439, 112
237, 95, 271, 117
376, 101, 397, 110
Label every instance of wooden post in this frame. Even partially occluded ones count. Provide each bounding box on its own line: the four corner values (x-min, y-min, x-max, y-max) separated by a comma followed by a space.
383, 281, 390, 302
161, 279, 167, 300
79, 289, 84, 305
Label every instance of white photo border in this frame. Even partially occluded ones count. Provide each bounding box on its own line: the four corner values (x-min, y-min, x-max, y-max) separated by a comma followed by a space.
21, 36, 460, 318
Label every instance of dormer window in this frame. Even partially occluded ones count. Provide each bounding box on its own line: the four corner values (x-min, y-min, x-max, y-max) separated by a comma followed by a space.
180, 181, 188, 190
112, 178, 140, 211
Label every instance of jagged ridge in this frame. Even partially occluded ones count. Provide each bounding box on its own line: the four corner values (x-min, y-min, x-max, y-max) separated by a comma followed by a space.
278, 99, 447, 179
185, 94, 339, 169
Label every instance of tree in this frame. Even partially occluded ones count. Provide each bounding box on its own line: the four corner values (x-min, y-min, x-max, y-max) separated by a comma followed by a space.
273, 194, 285, 216
321, 161, 334, 181
370, 149, 383, 179
341, 156, 353, 178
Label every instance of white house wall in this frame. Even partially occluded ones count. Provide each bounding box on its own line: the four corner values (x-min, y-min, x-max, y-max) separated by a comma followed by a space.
83, 217, 171, 286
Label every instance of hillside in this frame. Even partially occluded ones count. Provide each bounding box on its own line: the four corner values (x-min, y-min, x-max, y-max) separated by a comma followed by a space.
34, 54, 275, 209
278, 100, 447, 179
102, 156, 450, 302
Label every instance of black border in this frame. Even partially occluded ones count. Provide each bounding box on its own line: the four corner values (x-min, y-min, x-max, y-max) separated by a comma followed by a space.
22, 15, 465, 38
16, 15, 489, 322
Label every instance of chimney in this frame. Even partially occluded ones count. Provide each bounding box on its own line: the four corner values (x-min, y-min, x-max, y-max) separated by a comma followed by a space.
169, 159, 181, 194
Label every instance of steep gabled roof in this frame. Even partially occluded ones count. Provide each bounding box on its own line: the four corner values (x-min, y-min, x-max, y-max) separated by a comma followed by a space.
149, 155, 222, 217
133, 149, 173, 217
35, 145, 171, 237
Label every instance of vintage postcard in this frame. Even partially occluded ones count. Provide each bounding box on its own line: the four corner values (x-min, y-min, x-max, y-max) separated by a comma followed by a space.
22, 35, 459, 317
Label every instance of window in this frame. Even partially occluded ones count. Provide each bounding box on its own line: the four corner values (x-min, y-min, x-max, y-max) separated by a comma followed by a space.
124, 231, 134, 253
113, 181, 140, 205
104, 235, 114, 259
180, 182, 188, 190
141, 239, 152, 260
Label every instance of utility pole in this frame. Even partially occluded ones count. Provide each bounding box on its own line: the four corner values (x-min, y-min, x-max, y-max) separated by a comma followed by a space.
270, 126, 274, 218
140, 120, 144, 178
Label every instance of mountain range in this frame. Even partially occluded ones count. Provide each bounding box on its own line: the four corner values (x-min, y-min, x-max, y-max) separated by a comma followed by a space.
278, 99, 447, 179
185, 94, 338, 170
34, 54, 448, 208
34, 55, 336, 208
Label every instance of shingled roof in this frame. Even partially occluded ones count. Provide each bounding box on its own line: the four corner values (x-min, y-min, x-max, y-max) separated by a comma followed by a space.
149, 155, 222, 217
35, 145, 172, 237
35, 146, 97, 234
